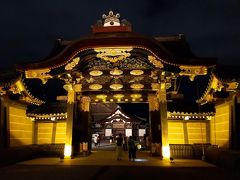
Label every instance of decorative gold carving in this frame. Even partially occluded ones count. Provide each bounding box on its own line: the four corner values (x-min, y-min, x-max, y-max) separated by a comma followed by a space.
130, 94, 142, 99
25, 68, 52, 84
63, 83, 75, 104
148, 94, 159, 111
157, 83, 167, 103
102, 11, 120, 27
197, 75, 223, 104
63, 83, 73, 91
9, 80, 25, 94
151, 83, 167, 102
67, 90, 75, 104
73, 84, 82, 92
89, 84, 102, 90
179, 65, 207, 81
81, 96, 90, 112
130, 69, 144, 76
148, 55, 164, 68
65, 57, 80, 70
113, 94, 124, 100
89, 70, 103, 76
94, 47, 132, 63
110, 83, 123, 90
211, 76, 223, 91
110, 67, 123, 75
96, 94, 107, 99
130, 83, 144, 90
151, 83, 161, 91
226, 82, 238, 91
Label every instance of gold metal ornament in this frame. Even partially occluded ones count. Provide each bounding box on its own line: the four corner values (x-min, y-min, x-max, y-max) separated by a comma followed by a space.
25, 68, 52, 84
65, 57, 80, 70
89, 84, 102, 90
130, 83, 144, 90
148, 94, 159, 111
148, 55, 164, 68
110, 83, 123, 90
94, 47, 133, 63
110, 68, 123, 75
89, 70, 103, 76
130, 70, 144, 76
81, 96, 91, 112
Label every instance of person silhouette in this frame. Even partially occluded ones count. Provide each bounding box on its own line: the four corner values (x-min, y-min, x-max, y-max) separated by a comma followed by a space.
116, 133, 123, 160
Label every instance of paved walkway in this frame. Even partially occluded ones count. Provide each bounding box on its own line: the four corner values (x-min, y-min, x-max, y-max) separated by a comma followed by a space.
18, 149, 215, 167
2, 145, 239, 180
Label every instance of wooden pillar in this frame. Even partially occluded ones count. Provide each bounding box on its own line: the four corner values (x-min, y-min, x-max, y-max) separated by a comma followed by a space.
183, 122, 189, 144
0, 97, 9, 148
158, 83, 170, 159
64, 88, 76, 158
231, 95, 240, 150
148, 94, 161, 156
0, 97, 3, 148
51, 123, 57, 144
77, 96, 91, 155
32, 122, 38, 144
206, 121, 211, 144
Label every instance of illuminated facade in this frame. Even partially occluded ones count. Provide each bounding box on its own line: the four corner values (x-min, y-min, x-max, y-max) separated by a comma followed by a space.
0, 11, 240, 159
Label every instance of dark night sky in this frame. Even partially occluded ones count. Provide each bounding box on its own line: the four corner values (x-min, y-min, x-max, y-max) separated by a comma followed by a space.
1, 0, 240, 69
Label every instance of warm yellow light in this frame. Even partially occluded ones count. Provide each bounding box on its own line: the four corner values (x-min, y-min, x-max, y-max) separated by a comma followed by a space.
130, 94, 142, 99
130, 83, 144, 90
110, 68, 123, 75
64, 145, 72, 158
110, 83, 123, 90
130, 69, 144, 76
113, 94, 124, 99
96, 94, 107, 99
162, 145, 170, 159
89, 84, 102, 90
89, 70, 103, 76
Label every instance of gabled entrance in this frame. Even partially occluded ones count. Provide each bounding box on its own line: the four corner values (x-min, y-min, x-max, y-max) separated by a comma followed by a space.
16, 11, 214, 159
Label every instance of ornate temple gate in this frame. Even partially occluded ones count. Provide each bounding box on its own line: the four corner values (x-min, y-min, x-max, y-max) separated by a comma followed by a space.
16, 11, 212, 159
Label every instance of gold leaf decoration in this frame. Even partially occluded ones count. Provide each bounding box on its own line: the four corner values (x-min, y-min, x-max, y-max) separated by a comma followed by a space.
148, 94, 159, 111
89, 84, 102, 90
65, 57, 80, 70
81, 96, 90, 112
130, 83, 144, 90
130, 70, 144, 76
25, 68, 52, 84
148, 55, 164, 68
94, 47, 133, 63
89, 70, 103, 76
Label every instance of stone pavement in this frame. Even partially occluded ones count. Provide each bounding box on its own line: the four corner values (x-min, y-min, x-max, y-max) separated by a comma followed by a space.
1, 148, 240, 180
17, 150, 215, 167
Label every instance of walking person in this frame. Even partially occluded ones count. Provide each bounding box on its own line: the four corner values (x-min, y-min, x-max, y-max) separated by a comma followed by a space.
97, 135, 100, 147
128, 136, 136, 161
116, 133, 123, 160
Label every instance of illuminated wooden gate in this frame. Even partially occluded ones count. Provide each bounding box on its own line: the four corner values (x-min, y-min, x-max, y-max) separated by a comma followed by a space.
16, 11, 213, 158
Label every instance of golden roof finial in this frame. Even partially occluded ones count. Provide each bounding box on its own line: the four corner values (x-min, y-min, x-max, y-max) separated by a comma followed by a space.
102, 11, 120, 27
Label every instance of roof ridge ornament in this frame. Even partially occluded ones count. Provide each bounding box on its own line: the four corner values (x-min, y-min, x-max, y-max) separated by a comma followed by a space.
92, 11, 132, 33
102, 11, 120, 27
